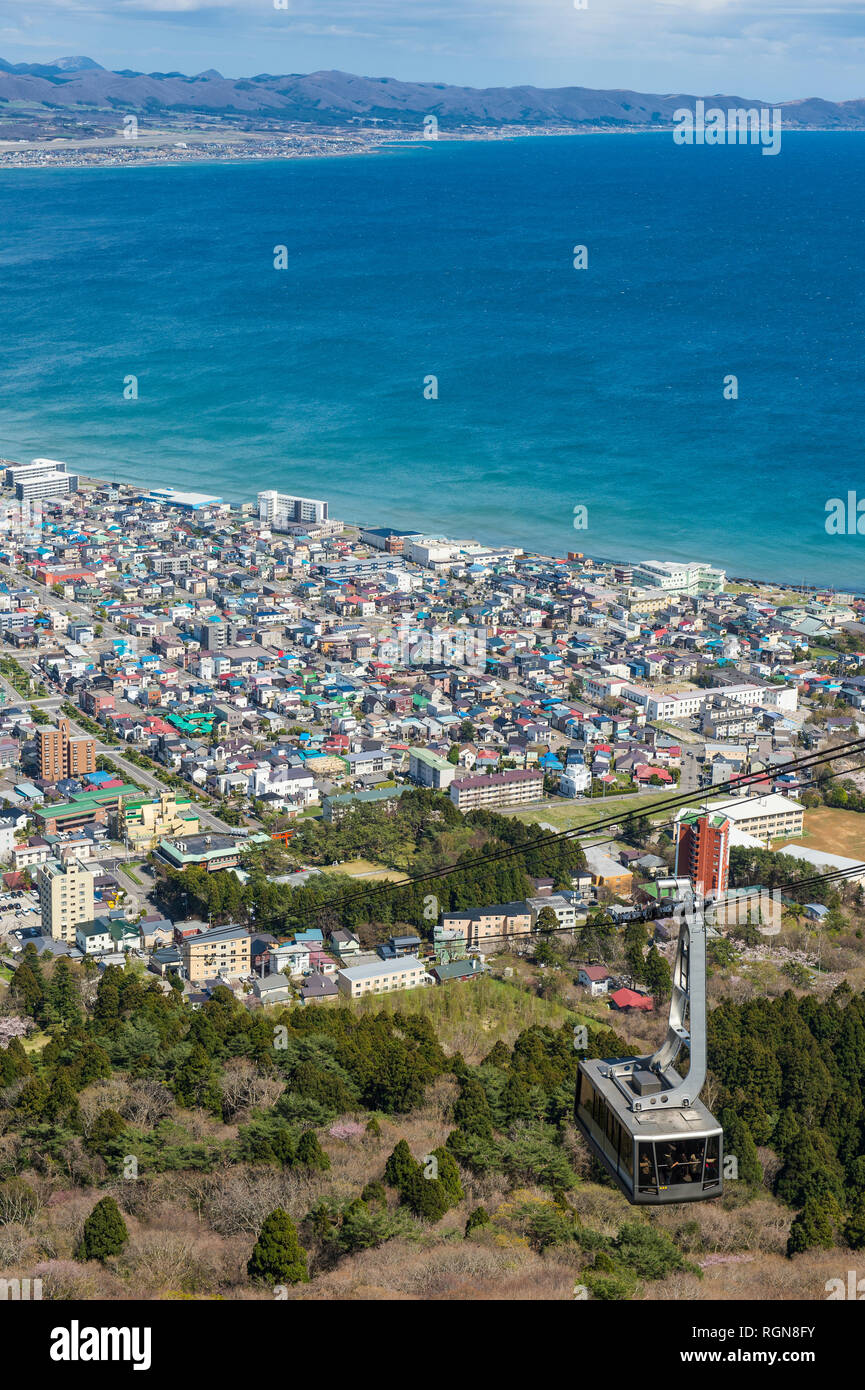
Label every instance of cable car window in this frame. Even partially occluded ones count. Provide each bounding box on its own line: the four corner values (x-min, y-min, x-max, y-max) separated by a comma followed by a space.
620, 1126, 633, 1177
703, 1133, 720, 1189
605, 1106, 617, 1145
637, 1142, 657, 1194
577, 1072, 594, 1119
593, 1090, 606, 1131
656, 1139, 704, 1187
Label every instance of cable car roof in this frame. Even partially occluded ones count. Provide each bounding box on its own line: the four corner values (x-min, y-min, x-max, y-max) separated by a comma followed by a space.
580, 1057, 720, 1139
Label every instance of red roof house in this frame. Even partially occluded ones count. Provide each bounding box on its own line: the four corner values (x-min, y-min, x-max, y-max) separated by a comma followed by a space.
609, 988, 654, 1013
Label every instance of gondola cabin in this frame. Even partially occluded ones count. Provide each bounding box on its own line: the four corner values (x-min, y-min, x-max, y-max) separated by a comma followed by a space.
576, 1057, 723, 1205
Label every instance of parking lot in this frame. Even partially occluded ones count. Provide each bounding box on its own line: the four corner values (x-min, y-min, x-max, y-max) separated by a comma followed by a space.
0, 888, 42, 941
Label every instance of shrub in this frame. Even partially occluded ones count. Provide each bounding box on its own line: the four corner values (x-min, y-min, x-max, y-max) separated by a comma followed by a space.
583, 1268, 637, 1301
614, 1220, 697, 1280
465, 1206, 490, 1237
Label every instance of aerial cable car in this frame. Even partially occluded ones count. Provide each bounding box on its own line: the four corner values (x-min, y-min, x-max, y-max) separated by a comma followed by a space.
575, 897, 723, 1204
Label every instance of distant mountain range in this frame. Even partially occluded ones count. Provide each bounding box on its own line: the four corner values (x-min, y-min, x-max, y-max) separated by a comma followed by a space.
1, 58, 863, 130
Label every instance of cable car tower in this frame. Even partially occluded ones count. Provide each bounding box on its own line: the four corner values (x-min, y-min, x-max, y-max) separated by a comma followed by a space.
575, 897, 723, 1204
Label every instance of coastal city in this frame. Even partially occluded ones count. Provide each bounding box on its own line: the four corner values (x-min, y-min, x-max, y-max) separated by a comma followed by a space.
0, 455, 861, 1007
1, 0, 863, 1342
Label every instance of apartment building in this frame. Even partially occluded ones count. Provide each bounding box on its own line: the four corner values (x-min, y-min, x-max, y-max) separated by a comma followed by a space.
710, 793, 804, 841
36, 856, 95, 943
181, 924, 252, 984
409, 747, 456, 790
7, 458, 79, 501
449, 768, 544, 811
258, 490, 332, 532
674, 811, 731, 898
631, 560, 726, 595
440, 901, 533, 948
622, 682, 797, 721
527, 894, 578, 931
336, 955, 428, 999
37, 717, 96, 782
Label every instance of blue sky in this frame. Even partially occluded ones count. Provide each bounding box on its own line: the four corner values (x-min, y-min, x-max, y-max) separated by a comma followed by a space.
0, 1, 863, 102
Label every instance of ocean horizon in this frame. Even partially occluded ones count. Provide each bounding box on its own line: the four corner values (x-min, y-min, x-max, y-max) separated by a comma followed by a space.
0, 131, 863, 589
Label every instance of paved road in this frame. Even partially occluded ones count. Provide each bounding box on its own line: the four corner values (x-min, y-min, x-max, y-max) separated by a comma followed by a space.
679, 747, 704, 794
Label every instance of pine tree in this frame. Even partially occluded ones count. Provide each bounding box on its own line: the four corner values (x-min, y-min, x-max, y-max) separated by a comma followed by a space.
400, 1167, 450, 1223
383, 1139, 420, 1191
787, 1198, 835, 1257
48, 957, 81, 1027
431, 1147, 464, 1202
644, 946, 672, 1003
484, 1040, 511, 1069
452, 1075, 494, 1138
77, 1196, 129, 1263
719, 1108, 763, 1186
501, 1072, 534, 1125
296, 1130, 330, 1171
247, 1208, 309, 1285
10, 961, 44, 1018
843, 1196, 865, 1251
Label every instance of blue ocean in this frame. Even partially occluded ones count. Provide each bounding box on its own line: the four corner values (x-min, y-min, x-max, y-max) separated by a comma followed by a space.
0, 132, 863, 587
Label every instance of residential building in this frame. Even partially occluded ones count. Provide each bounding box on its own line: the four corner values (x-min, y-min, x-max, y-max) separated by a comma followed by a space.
409, 747, 456, 790
449, 768, 543, 810
37, 717, 96, 782
674, 811, 731, 899
439, 901, 532, 949
258, 490, 329, 530
577, 965, 616, 996
710, 793, 804, 841
584, 847, 634, 897
36, 856, 95, 943
336, 955, 428, 999
631, 560, 726, 596
181, 924, 252, 984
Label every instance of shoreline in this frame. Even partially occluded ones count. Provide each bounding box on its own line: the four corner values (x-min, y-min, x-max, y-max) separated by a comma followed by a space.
70, 470, 862, 601
0, 123, 860, 174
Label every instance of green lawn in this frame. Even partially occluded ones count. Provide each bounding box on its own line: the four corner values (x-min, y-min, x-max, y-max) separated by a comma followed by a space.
505, 792, 682, 832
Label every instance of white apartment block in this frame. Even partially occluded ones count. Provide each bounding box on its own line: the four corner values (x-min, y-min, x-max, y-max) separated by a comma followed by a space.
632, 560, 726, 595
36, 857, 95, 943
258, 490, 329, 531
623, 682, 797, 721
697, 794, 804, 841
337, 956, 428, 999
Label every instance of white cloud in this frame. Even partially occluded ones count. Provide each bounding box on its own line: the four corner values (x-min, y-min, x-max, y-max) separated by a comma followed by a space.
0, 0, 862, 98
